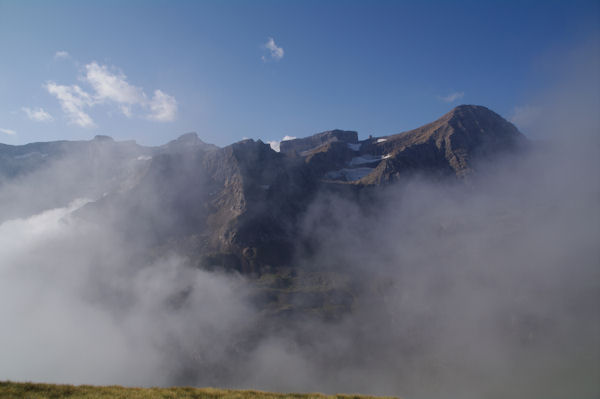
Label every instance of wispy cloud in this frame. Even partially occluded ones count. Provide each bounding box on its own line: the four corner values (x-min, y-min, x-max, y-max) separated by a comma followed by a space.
148, 90, 177, 122
0, 128, 16, 135
45, 82, 96, 128
438, 91, 465, 103
262, 37, 284, 62
85, 62, 146, 106
45, 61, 178, 127
22, 107, 54, 122
54, 51, 70, 60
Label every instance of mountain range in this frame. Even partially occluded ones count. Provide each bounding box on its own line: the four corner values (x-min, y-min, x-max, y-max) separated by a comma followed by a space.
0, 105, 527, 276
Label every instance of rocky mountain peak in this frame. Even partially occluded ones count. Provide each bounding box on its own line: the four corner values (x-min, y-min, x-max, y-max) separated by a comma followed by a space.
447, 103, 494, 116
160, 132, 217, 154
93, 135, 114, 142
174, 132, 201, 143
443, 104, 520, 134
0, 105, 528, 273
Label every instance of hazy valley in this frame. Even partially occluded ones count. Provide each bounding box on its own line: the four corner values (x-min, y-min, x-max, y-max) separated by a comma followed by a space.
1, 104, 598, 398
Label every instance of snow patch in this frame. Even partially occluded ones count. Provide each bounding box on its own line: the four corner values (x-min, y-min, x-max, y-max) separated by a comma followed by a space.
376, 138, 388, 143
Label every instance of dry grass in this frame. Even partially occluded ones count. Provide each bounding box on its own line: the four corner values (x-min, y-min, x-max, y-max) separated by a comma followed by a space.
0, 381, 397, 399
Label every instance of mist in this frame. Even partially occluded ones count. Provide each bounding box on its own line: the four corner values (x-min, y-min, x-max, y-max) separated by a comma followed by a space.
1, 39, 598, 399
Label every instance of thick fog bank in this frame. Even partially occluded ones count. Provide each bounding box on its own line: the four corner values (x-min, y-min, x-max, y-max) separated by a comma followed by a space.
290, 140, 599, 398
1, 39, 598, 399
1, 125, 597, 398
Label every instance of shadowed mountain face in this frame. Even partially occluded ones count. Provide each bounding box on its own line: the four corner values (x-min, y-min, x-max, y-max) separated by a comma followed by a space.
0, 105, 527, 273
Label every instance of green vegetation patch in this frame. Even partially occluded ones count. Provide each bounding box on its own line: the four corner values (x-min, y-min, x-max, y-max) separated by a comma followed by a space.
0, 381, 397, 399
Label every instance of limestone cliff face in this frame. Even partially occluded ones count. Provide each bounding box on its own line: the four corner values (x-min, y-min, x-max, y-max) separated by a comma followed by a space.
182, 106, 525, 272
285, 105, 526, 185
199, 139, 300, 272
90, 138, 313, 273
358, 105, 526, 183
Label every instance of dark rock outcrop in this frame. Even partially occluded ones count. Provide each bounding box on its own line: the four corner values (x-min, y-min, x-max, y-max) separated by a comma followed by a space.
280, 129, 358, 155
158, 132, 219, 154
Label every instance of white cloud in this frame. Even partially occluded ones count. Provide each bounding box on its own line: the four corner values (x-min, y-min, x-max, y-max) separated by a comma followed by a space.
22, 107, 54, 122
148, 90, 177, 122
0, 128, 16, 135
262, 37, 284, 61
510, 105, 542, 129
45, 82, 96, 128
54, 51, 70, 60
438, 91, 465, 103
268, 135, 296, 152
85, 62, 146, 107
45, 61, 178, 127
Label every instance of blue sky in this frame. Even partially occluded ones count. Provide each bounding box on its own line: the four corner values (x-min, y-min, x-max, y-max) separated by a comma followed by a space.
0, 0, 598, 147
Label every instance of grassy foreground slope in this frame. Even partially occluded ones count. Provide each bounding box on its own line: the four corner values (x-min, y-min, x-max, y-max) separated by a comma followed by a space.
0, 382, 397, 399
